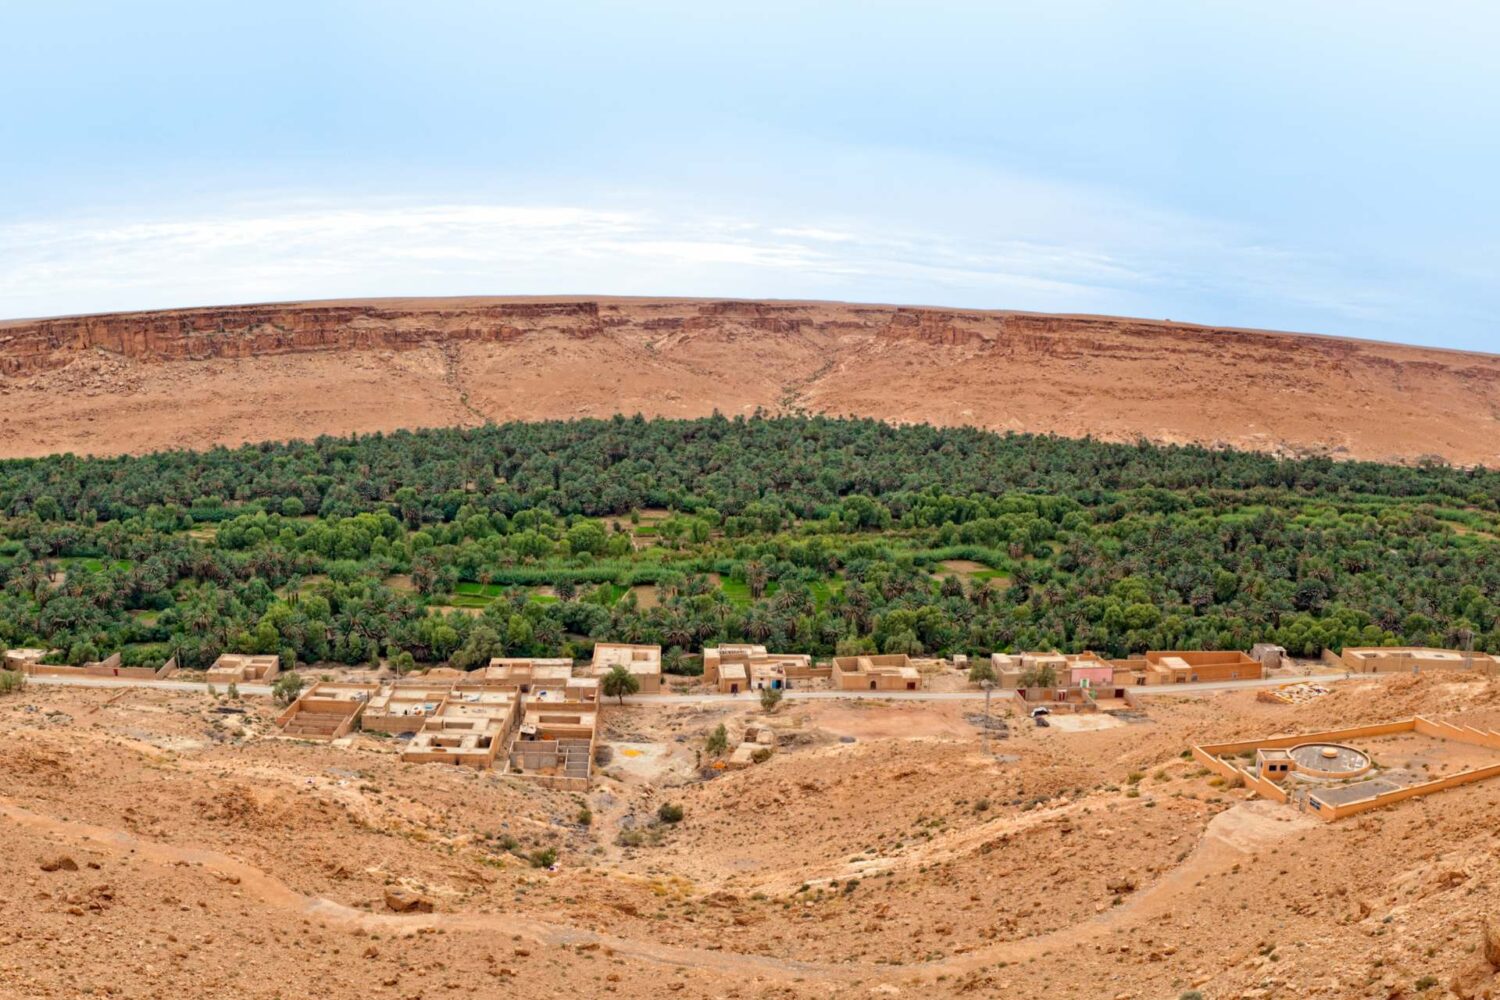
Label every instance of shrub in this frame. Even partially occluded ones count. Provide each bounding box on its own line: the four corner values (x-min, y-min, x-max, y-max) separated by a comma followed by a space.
1415, 976, 1438, 992
657, 802, 684, 824
271, 671, 304, 706
528, 847, 558, 869
705, 723, 729, 756
0, 670, 26, 696
576, 807, 593, 827
759, 686, 783, 713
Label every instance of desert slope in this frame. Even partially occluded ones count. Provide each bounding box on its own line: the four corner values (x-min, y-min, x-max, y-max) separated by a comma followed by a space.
1, 296, 1497, 463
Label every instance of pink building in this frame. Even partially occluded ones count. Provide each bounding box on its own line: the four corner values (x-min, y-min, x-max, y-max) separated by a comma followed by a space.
1070, 663, 1115, 688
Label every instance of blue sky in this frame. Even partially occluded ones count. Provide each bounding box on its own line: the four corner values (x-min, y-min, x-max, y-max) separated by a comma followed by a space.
2, 1, 1496, 351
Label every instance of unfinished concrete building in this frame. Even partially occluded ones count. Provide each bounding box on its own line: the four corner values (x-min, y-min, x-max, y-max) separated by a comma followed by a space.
704, 644, 815, 694
206, 653, 280, 684
402, 691, 522, 769
1337, 646, 1498, 675
831, 653, 921, 691
588, 643, 663, 694
275, 682, 379, 741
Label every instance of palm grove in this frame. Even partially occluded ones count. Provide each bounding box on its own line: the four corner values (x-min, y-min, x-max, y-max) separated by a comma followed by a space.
0, 415, 1496, 673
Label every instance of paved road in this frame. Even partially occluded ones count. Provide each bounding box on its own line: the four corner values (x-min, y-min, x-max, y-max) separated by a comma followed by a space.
623, 673, 1342, 705
21, 670, 1346, 704
24, 674, 277, 697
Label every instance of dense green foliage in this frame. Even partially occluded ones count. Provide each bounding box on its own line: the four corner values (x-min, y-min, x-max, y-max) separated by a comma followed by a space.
0, 414, 1496, 670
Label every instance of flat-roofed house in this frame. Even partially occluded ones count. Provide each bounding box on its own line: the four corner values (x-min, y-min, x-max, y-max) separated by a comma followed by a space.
401, 692, 522, 769
524, 675, 600, 709
1338, 647, 1498, 675
481, 657, 574, 692
588, 643, 663, 694
703, 644, 815, 694
361, 682, 454, 734
990, 651, 1084, 690
830, 653, 921, 691
1142, 650, 1262, 685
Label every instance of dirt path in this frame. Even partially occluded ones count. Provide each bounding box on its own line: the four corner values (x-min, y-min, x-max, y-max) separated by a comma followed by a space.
751, 794, 1154, 895
0, 793, 1311, 984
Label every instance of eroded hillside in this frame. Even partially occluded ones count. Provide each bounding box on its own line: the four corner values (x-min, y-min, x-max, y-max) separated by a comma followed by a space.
2, 296, 1497, 463
5, 674, 1500, 999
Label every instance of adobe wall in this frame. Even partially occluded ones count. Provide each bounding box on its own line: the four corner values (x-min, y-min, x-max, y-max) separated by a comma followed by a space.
401, 746, 500, 769
24, 660, 160, 680
1312, 762, 1500, 821
1414, 716, 1500, 750
1339, 648, 1494, 674
1185, 661, 1261, 683
1190, 745, 1289, 804
1196, 719, 1417, 757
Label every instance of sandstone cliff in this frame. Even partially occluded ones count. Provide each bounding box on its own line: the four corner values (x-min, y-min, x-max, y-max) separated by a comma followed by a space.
0, 296, 1496, 465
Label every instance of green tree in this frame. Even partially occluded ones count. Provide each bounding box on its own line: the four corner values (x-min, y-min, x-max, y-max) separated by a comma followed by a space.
1020, 664, 1057, 688
602, 663, 640, 704
272, 671, 304, 706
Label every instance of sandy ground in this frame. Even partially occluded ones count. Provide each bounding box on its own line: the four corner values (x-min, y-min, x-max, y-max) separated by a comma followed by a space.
5, 673, 1500, 998
1, 296, 1497, 463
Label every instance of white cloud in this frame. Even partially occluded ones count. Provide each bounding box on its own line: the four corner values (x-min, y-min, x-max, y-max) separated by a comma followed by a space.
0, 189, 1394, 336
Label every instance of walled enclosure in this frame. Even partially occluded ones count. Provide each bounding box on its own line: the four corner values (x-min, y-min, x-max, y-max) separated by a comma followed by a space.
12, 649, 177, 681
276, 682, 379, 741
206, 653, 281, 684
1192, 717, 1500, 821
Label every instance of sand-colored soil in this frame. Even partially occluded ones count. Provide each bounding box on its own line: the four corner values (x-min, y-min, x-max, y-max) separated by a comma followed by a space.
2, 296, 1497, 464
5, 673, 1500, 998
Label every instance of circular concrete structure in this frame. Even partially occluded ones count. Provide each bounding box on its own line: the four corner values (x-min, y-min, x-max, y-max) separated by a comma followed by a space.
1289, 743, 1372, 780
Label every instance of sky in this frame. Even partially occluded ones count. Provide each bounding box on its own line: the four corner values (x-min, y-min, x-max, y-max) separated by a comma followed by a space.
1, 1, 1497, 352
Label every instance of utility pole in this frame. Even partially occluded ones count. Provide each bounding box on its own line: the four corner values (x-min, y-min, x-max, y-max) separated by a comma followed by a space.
981, 679, 995, 757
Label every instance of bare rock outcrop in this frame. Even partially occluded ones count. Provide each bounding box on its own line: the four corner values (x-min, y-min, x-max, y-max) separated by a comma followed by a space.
2, 296, 1498, 465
